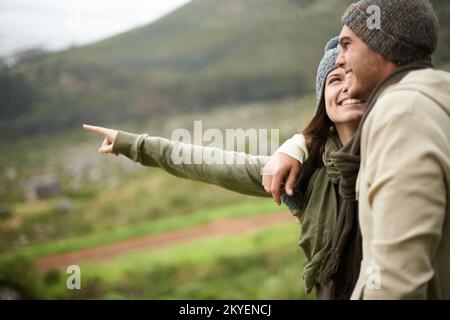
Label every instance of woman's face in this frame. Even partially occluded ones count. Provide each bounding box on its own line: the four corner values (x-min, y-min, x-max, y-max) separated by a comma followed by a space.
324, 67, 364, 125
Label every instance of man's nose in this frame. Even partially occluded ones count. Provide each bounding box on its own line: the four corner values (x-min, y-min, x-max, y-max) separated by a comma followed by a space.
336, 50, 345, 68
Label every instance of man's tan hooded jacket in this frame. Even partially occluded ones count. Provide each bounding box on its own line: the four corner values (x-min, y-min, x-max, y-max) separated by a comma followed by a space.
352, 68, 450, 299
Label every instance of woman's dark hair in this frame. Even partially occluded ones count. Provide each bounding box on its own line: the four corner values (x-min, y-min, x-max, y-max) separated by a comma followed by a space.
300, 100, 334, 164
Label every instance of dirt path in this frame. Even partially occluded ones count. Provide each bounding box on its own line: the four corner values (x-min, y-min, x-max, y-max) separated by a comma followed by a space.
37, 211, 294, 272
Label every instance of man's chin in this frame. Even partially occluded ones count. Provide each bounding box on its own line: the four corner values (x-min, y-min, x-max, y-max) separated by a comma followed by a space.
350, 83, 374, 103
348, 84, 366, 101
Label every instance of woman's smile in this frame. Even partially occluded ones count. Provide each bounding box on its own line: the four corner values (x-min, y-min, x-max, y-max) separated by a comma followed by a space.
339, 98, 362, 107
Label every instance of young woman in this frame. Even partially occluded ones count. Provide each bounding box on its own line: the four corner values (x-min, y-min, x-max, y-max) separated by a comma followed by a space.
83, 37, 364, 299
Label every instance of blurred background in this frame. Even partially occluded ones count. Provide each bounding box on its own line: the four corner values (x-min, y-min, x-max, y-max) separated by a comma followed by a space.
0, 0, 449, 299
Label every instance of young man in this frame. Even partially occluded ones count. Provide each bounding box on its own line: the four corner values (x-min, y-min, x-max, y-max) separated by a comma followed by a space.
265, 0, 450, 299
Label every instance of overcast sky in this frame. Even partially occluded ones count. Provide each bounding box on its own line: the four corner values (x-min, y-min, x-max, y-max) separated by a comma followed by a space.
0, 0, 191, 57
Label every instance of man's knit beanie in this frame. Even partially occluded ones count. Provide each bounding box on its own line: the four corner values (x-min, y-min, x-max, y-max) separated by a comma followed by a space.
342, 0, 439, 66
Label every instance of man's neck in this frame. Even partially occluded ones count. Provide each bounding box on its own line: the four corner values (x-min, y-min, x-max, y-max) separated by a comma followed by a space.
380, 63, 399, 85
361, 62, 399, 103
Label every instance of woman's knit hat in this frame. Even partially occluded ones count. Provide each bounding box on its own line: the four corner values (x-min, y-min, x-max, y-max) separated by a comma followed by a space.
342, 0, 439, 66
315, 36, 340, 115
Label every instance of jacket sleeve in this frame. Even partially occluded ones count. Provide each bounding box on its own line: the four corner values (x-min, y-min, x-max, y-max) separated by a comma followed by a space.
361, 92, 446, 299
112, 130, 270, 197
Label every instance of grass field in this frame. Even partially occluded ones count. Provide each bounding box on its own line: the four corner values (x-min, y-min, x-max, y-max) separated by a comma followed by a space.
0, 96, 316, 299
0, 221, 312, 300
76, 223, 312, 300
11, 199, 288, 259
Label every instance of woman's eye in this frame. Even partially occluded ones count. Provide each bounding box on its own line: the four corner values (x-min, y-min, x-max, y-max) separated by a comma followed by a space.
329, 78, 341, 85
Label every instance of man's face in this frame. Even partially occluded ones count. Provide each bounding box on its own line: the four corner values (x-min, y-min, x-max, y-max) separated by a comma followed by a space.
336, 26, 391, 103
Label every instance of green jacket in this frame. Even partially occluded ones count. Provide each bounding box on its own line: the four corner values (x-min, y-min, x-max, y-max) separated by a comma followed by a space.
112, 131, 270, 197
112, 131, 341, 293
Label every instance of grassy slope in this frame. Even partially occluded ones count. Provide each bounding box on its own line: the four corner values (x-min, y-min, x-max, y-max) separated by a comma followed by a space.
76, 223, 311, 300
28, 0, 450, 84
0, 96, 316, 254
4, 0, 448, 138
0, 96, 317, 299
64, 0, 349, 80
2, 0, 352, 139
12, 200, 288, 259
2, 223, 312, 299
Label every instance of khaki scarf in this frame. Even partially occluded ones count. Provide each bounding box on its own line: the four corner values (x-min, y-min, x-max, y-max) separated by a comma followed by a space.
282, 134, 341, 293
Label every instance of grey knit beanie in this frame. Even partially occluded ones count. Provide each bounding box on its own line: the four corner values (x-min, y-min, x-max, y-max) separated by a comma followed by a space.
342, 0, 439, 66
315, 36, 340, 114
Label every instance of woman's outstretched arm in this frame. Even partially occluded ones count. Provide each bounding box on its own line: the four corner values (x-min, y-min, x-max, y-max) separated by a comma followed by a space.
83, 124, 271, 197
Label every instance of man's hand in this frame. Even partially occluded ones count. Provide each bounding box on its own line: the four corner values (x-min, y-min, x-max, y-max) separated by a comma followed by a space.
262, 153, 302, 205
83, 124, 119, 155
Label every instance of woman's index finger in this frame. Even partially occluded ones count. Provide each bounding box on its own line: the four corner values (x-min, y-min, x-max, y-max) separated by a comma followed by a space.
83, 124, 106, 136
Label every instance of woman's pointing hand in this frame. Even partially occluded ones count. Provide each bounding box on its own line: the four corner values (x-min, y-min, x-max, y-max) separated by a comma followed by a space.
83, 124, 119, 155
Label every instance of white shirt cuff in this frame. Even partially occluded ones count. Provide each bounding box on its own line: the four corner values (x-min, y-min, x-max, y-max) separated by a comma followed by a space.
274, 134, 308, 163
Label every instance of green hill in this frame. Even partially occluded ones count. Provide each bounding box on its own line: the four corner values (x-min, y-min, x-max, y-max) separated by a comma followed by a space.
1, 0, 448, 139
